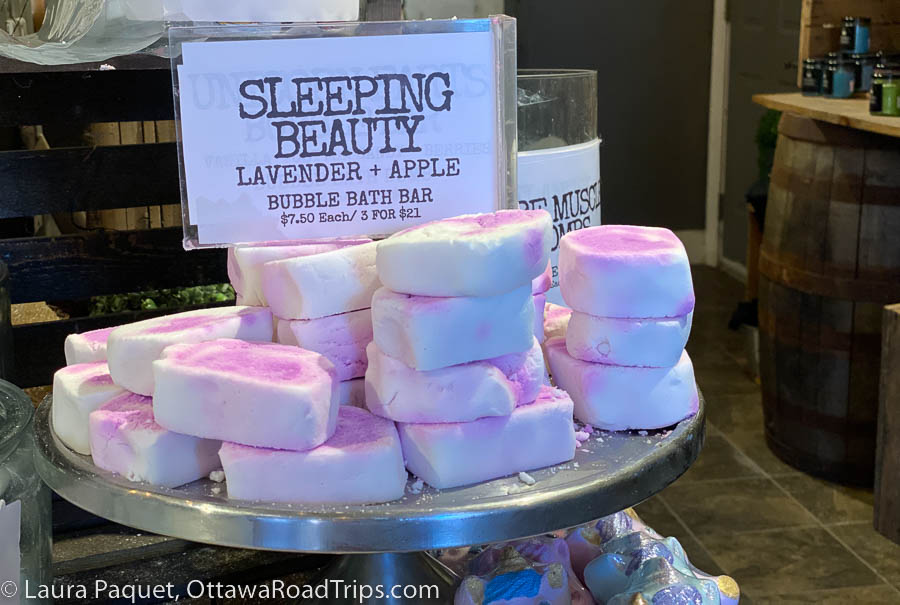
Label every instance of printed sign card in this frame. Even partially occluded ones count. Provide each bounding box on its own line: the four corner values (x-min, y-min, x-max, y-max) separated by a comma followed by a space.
170, 18, 517, 248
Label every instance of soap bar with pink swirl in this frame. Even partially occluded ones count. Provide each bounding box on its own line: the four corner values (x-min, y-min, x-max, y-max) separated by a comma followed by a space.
152, 339, 338, 451
376, 210, 552, 297
106, 306, 273, 395
219, 406, 406, 504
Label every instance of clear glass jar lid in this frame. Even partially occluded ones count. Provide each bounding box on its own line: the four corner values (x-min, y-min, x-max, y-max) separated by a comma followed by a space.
0, 380, 33, 465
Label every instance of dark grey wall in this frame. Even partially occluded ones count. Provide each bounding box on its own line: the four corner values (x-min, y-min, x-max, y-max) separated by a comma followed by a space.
514, 0, 714, 230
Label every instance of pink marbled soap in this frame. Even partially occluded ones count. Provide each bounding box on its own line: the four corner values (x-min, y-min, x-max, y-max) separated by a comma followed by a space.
399, 385, 576, 489
52, 362, 125, 455
559, 225, 694, 318
106, 306, 273, 395
152, 339, 338, 451
219, 406, 406, 504
261, 241, 380, 320
376, 210, 553, 297
89, 391, 221, 488
545, 337, 698, 430
372, 285, 534, 371
228, 238, 370, 306
64, 326, 116, 365
275, 308, 372, 381
365, 338, 545, 424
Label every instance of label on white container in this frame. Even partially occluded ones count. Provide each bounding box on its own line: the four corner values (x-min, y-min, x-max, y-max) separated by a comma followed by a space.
0, 500, 21, 604
517, 139, 601, 305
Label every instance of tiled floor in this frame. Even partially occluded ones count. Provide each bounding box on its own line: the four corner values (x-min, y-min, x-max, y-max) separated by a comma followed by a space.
634, 267, 900, 604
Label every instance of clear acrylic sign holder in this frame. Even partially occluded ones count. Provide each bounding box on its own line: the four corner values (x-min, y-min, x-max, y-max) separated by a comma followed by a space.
168, 17, 518, 249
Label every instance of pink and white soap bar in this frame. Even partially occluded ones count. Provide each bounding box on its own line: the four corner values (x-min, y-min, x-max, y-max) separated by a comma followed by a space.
566, 311, 693, 367
559, 226, 694, 318
275, 308, 372, 381
106, 306, 273, 395
219, 407, 406, 504
545, 338, 698, 430
376, 210, 553, 297
261, 241, 379, 320
399, 385, 576, 489
372, 285, 534, 371
365, 338, 545, 423
89, 392, 221, 488
534, 294, 547, 343
52, 362, 125, 454
64, 326, 116, 365
228, 239, 370, 306
153, 339, 338, 451
544, 303, 572, 342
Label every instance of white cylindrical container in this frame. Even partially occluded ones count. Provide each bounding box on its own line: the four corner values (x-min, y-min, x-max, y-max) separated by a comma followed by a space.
517, 69, 601, 305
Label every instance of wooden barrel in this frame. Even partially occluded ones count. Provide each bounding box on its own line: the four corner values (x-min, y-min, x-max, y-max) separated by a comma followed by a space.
759, 114, 900, 486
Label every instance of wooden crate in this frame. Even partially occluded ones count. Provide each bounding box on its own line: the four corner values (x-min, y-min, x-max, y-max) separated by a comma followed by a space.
797, 0, 900, 85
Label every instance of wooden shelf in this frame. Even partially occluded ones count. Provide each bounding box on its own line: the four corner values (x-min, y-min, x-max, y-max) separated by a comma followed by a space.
753, 92, 900, 139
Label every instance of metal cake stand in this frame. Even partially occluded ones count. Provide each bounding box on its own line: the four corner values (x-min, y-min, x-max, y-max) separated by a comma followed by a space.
34, 393, 705, 603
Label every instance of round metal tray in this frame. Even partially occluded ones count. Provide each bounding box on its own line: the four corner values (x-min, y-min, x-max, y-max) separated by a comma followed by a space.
34, 393, 704, 553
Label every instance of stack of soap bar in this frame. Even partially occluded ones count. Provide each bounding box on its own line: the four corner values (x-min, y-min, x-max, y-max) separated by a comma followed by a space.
399, 385, 577, 489
369, 210, 573, 487
261, 241, 379, 320
365, 338, 544, 423
261, 242, 378, 393
64, 326, 116, 365
219, 406, 406, 504
153, 339, 338, 451
89, 391, 221, 488
52, 362, 125, 454
532, 262, 552, 343
545, 339, 698, 430
552, 226, 697, 429
559, 226, 693, 367
106, 306, 273, 395
228, 239, 370, 306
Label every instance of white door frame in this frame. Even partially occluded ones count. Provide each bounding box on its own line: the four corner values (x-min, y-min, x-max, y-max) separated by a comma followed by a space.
704, 0, 730, 267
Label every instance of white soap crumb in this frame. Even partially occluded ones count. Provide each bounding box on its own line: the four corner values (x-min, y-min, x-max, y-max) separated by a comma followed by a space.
208, 470, 226, 483
211, 486, 222, 495
573, 462, 580, 469
638, 430, 649, 436
409, 479, 424, 494
99, 63, 116, 71
518, 471, 536, 485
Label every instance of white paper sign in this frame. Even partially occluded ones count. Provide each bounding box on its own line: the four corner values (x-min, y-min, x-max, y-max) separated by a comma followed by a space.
517, 139, 601, 305
174, 24, 506, 246
0, 500, 20, 605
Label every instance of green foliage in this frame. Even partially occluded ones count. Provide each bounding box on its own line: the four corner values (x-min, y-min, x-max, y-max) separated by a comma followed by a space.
755, 109, 781, 181
89, 284, 235, 316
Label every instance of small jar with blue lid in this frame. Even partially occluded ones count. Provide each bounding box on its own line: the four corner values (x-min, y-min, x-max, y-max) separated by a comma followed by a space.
840, 17, 871, 54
